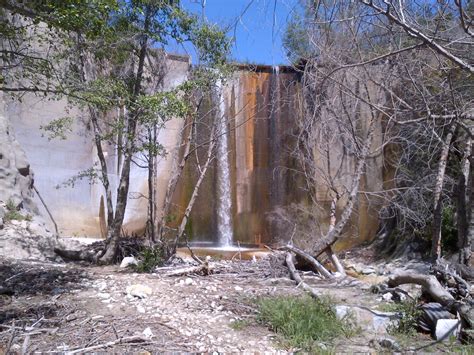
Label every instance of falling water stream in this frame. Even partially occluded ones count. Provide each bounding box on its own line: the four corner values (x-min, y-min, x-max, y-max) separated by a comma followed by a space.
216, 80, 233, 247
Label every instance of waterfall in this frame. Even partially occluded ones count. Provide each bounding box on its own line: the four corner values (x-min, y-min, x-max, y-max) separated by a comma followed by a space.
215, 80, 233, 247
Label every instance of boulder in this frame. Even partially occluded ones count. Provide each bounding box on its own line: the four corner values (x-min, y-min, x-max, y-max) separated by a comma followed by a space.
120, 256, 139, 268
126, 284, 152, 299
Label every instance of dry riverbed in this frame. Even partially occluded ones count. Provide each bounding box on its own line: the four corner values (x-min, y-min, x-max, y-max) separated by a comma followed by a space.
1, 250, 462, 354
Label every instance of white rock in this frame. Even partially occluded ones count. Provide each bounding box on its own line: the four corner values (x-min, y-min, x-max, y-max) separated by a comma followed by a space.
120, 256, 138, 268
234, 286, 243, 291
126, 284, 152, 299
435, 319, 460, 341
185, 277, 193, 285
382, 293, 393, 301
98, 292, 111, 299
142, 327, 154, 339
136, 305, 146, 314
335, 305, 350, 320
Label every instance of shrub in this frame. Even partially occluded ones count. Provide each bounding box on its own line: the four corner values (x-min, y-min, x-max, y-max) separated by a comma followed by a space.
386, 299, 421, 336
4, 199, 30, 222
133, 245, 165, 273
257, 295, 356, 351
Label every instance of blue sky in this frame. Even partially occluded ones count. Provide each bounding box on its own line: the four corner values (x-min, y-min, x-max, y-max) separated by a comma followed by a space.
169, 0, 300, 65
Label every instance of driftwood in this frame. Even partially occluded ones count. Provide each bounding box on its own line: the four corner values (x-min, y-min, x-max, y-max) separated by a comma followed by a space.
285, 252, 321, 299
165, 257, 211, 276
388, 272, 473, 327
65, 335, 147, 354
325, 246, 346, 276
283, 245, 333, 279
54, 248, 98, 263
387, 273, 454, 305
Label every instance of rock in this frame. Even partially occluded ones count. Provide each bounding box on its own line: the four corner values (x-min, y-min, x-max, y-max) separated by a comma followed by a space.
120, 256, 139, 268
435, 319, 460, 341
335, 305, 398, 333
0, 217, 3, 229
136, 305, 146, 314
142, 327, 154, 339
378, 337, 401, 351
382, 292, 393, 301
126, 284, 152, 299
184, 277, 193, 285
234, 286, 243, 291
361, 267, 376, 275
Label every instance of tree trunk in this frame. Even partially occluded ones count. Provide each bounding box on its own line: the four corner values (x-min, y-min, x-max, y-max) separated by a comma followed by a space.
313, 114, 377, 256
99, 7, 151, 263
458, 136, 472, 265
431, 122, 456, 260
157, 115, 194, 239
146, 126, 157, 243
173, 121, 217, 252
76, 35, 115, 233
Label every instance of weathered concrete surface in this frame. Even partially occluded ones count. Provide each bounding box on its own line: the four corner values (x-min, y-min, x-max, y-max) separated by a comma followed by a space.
4, 55, 190, 237
171, 65, 385, 248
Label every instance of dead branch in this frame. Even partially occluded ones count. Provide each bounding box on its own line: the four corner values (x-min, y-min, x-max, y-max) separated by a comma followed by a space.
285, 252, 321, 299
387, 273, 454, 305
65, 335, 148, 354
282, 244, 333, 279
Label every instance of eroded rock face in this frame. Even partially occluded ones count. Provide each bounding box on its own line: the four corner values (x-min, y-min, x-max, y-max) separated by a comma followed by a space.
0, 94, 36, 210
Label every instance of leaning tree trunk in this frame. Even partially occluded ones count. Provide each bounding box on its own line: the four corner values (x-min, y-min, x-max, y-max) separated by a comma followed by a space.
173, 122, 217, 252
312, 113, 377, 256
157, 115, 194, 239
431, 121, 456, 261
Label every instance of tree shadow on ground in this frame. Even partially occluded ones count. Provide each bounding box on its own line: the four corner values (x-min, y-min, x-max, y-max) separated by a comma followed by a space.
0, 260, 87, 297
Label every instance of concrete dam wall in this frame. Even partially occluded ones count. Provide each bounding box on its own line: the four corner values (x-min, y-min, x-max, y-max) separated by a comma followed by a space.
3, 60, 384, 248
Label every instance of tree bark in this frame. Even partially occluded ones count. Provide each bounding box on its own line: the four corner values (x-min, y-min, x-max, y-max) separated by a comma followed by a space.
387, 273, 454, 305
458, 136, 472, 265
431, 121, 456, 260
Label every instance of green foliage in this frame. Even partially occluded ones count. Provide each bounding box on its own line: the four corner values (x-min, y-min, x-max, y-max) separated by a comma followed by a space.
57, 165, 101, 188
4, 199, 31, 222
257, 296, 356, 351
441, 206, 457, 253
134, 245, 166, 273
40, 117, 74, 140
283, 12, 311, 63
386, 299, 421, 336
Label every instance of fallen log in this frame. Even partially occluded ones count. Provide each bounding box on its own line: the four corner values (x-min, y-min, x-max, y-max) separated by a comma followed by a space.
54, 248, 98, 263
387, 271, 474, 339
282, 245, 333, 279
387, 273, 454, 305
285, 252, 321, 299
